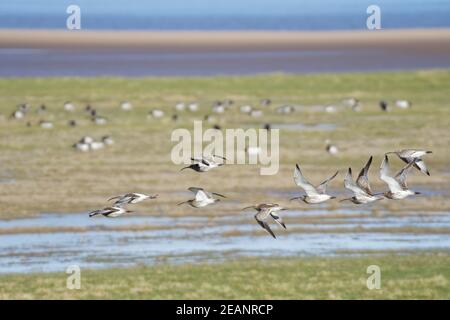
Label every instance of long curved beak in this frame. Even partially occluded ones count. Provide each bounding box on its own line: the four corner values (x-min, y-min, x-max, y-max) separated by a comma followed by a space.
177, 201, 189, 206
289, 197, 301, 201
241, 206, 255, 211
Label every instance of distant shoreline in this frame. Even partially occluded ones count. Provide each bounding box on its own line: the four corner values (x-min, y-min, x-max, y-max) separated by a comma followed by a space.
1, 29, 450, 76
1, 28, 450, 50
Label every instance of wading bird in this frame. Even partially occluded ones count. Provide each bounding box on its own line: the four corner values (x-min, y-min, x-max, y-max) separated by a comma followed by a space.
242, 203, 286, 239
177, 187, 226, 208
325, 140, 339, 155
89, 206, 132, 218
380, 155, 420, 200
291, 164, 338, 204
108, 193, 158, 206
180, 155, 226, 172
395, 100, 412, 109
379, 100, 389, 112
342, 156, 384, 204
385, 149, 432, 176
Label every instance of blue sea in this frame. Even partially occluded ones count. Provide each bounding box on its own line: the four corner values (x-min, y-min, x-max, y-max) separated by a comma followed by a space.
1, 0, 450, 30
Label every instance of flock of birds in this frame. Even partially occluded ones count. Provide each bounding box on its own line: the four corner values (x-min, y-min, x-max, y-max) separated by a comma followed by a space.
88, 149, 432, 239
7, 96, 426, 239
7, 97, 413, 157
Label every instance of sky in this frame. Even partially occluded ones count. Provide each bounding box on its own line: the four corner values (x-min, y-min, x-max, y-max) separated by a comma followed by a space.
0, 0, 447, 15
0, 0, 449, 30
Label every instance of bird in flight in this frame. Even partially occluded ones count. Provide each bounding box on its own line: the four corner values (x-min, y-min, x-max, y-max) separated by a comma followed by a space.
89, 206, 132, 218
380, 155, 420, 200
342, 156, 384, 204
107, 193, 158, 206
385, 149, 432, 176
177, 187, 226, 208
242, 203, 287, 239
180, 154, 226, 172
291, 163, 338, 204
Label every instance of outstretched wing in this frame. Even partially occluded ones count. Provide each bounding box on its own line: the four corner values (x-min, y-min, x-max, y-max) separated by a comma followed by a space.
395, 160, 416, 190
255, 217, 276, 239
356, 156, 374, 195
270, 212, 286, 229
188, 187, 209, 201
344, 168, 367, 196
191, 157, 210, 166
380, 155, 403, 193
188, 187, 204, 194
211, 192, 226, 198
316, 171, 338, 194
293, 164, 319, 196
400, 156, 430, 176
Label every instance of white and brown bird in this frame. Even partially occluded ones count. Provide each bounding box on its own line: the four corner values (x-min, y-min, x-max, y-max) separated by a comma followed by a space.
380, 155, 420, 200
89, 206, 132, 218
395, 100, 412, 109
291, 164, 338, 204
342, 156, 384, 204
325, 139, 339, 156
180, 155, 226, 172
108, 193, 158, 206
177, 187, 225, 208
120, 101, 132, 111
385, 149, 432, 176
242, 203, 287, 239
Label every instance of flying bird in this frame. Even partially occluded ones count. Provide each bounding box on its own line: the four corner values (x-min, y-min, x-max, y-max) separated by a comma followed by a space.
242, 203, 286, 239
180, 155, 226, 172
177, 187, 226, 208
291, 164, 338, 204
108, 193, 158, 206
385, 149, 432, 176
380, 155, 420, 200
342, 156, 384, 204
89, 206, 132, 218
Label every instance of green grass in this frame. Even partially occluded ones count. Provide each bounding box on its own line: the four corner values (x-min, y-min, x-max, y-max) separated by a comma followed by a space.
0, 70, 449, 217
0, 254, 448, 299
